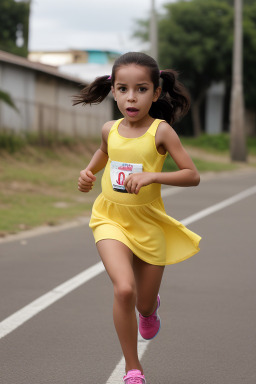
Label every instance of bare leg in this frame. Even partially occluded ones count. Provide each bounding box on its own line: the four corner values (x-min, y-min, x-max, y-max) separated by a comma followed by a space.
133, 256, 165, 316
96, 240, 143, 374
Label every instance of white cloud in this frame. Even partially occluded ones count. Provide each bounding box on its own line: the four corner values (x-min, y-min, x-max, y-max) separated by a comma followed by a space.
28, 0, 173, 52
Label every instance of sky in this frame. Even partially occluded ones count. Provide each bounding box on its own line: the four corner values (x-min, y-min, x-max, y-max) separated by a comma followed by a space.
28, 0, 177, 53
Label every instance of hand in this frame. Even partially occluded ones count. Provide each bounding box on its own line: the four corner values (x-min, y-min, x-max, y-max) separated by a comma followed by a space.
124, 172, 154, 194
78, 169, 96, 193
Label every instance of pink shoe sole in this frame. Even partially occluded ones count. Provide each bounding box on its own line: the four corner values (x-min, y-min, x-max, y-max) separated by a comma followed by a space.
123, 369, 146, 383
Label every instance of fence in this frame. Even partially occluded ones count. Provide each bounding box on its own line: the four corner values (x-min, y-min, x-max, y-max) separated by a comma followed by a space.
0, 96, 112, 139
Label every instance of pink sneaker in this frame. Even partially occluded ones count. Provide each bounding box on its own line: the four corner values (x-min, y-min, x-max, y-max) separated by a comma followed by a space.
139, 294, 161, 340
123, 369, 146, 384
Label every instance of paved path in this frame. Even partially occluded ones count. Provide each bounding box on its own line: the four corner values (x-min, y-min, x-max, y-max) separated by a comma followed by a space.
0, 170, 256, 384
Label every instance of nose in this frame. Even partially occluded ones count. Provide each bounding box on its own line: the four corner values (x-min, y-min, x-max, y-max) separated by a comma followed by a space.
127, 90, 136, 102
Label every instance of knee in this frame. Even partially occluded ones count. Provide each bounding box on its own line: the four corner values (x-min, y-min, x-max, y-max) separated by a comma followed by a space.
114, 283, 136, 306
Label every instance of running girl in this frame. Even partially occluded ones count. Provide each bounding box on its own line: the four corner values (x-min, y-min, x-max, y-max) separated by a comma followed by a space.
74, 52, 201, 384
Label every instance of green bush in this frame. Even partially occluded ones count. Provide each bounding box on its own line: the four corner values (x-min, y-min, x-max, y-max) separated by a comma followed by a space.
0, 131, 26, 152
248, 137, 256, 155
0, 130, 83, 152
181, 134, 230, 152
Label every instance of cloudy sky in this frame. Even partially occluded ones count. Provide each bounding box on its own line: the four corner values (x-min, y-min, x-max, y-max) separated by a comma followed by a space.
28, 0, 176, 53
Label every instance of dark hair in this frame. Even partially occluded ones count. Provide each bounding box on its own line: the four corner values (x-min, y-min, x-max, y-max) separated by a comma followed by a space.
73, 52, 190, 124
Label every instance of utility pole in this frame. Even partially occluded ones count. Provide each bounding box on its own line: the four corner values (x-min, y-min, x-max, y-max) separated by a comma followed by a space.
150, 0, 158, 61
230, 0, 247, 162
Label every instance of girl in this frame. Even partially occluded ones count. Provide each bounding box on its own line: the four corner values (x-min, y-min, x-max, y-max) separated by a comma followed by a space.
74, 52, 201, 384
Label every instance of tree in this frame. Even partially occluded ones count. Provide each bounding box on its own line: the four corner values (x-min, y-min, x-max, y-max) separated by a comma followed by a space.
135, 0, 256, 137
230, 0, 247, 161
0, 0, 31, 57
158, 0, 233, 136
135, 0, 234, 135
243, 1, 256, 110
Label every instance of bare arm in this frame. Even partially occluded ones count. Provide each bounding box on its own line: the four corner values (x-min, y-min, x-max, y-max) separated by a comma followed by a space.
85, 148, 108, 175
124, 122, 200, 194
78, 121, 113, 192
152, 123, 200, 186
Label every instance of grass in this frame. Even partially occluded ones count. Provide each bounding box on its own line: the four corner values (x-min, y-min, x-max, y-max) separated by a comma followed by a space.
162, 154, 238, 173
0, 145, 101, 236
0, 192, 91, 232
181, 134, 256, 156
0, 132, 253, 236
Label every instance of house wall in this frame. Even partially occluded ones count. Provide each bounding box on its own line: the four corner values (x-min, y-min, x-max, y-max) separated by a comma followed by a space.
205, 82, 225, 135
0, 60, 112, 137
0, 64, 35, 132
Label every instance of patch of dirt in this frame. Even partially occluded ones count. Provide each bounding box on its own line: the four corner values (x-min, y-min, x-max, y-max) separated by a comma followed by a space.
186, 146, 256, 169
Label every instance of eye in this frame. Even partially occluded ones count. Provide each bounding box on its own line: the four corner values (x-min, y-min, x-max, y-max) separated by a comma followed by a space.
138, 87, 147, 92
118, 86, 127, 93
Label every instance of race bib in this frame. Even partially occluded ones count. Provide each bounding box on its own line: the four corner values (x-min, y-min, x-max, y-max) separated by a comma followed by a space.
110, 161, 143, 193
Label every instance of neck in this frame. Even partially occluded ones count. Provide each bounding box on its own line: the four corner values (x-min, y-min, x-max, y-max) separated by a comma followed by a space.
121, 115, 154, 129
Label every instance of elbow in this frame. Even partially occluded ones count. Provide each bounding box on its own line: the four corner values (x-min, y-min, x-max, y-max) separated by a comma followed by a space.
193, 172, 200, 186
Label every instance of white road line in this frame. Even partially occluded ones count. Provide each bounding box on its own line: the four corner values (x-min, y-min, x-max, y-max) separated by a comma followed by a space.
106, 334, 149, 384
0, 185, 255, 344
0, 262, 105, 339
161, 186, 181, 197
181, 185, 256, 226
105, 184, 256, 383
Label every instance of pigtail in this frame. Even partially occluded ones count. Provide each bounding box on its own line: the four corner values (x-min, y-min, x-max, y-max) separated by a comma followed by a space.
73, 75, 112, 106
149, 70, 190, 125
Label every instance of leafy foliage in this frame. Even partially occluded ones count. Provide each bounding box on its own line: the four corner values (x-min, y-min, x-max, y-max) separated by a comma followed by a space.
134, 0, 256, 133
243, 1, 256, 109
0, 89, 19, 111
158, 0, 233, 100
0, 0, 30, 57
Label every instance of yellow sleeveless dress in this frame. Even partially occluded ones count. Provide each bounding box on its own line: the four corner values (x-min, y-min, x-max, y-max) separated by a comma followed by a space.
89, 118, 201, 265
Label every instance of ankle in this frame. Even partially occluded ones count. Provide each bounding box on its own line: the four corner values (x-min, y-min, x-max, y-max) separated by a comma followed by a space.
125, 363, 143, 375
139, 303, 157, 317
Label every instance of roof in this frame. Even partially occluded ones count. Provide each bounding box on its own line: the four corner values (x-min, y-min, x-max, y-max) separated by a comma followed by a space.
0, 50, 87, 85
29, 48, 121, 55
59, 63, 113, 83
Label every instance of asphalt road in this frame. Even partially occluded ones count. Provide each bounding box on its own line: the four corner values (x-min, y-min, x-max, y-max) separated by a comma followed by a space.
0, 170, 256, 384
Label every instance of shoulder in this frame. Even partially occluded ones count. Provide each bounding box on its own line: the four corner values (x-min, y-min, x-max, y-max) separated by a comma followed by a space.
155, 121, 182, 150
156, 121, 178, 140
102, 120, 116, 133
102, 120, 116, 140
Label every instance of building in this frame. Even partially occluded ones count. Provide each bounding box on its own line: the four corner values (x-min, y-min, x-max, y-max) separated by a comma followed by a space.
29, 48, 121, 84
28, 49, 120, 66
0, 50, 113, 137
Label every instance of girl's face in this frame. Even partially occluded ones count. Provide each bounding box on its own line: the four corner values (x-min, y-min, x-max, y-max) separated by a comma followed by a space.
111, 64, 161, 124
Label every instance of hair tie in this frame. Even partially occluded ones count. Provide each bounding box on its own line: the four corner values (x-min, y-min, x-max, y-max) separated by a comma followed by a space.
107, 76, 111, 80
160, 70, 162, 76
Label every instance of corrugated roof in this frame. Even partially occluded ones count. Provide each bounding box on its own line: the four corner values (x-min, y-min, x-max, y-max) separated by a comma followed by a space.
0, 50, 87, 85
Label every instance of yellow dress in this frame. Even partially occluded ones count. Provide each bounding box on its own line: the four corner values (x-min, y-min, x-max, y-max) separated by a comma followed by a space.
89, 118, 201, 266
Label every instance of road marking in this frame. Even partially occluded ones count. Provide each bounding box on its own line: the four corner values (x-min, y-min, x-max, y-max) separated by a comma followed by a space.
181, 185, 256, 226
161, 186, 181, 197
105, 184, 256, 383
106, 334, 149, 384
0, 262, 105, 339
0, 185, 255, 343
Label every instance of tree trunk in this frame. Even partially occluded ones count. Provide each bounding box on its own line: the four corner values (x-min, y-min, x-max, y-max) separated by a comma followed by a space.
191, 89, 207, 137
230, 0, 247, 161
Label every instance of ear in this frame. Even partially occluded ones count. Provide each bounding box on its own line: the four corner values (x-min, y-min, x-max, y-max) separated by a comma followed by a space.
111, 86, 117, 101
153, 86, 161, 102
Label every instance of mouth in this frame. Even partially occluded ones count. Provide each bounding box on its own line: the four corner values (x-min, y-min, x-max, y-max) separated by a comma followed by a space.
126, 107, 139, 117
